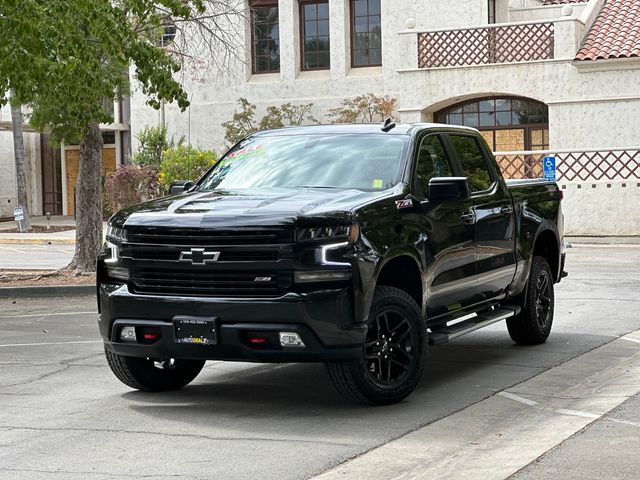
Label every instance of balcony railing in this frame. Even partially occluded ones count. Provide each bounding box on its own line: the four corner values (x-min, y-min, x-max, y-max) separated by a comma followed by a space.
494, 149, 640, 181
417, 21, 555, 69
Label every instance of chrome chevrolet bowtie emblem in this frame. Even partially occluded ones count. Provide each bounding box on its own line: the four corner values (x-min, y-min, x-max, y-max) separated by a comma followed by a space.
179, 248, 221, 265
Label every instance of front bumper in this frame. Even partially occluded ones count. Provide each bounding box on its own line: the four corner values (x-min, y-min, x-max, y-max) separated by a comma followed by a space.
98, 283, 365, 362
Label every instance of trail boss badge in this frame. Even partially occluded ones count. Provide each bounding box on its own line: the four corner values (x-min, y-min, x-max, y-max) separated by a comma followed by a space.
395, 199, 414, 210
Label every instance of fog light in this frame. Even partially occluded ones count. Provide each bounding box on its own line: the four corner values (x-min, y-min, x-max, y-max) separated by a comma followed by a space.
279, 332, 305, 348
107, 267, 129, 281
119, 326, 137, 342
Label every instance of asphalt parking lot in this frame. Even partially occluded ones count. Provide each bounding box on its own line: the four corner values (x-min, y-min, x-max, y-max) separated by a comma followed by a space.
0, 244, 75, 270
1, 244, 639, 479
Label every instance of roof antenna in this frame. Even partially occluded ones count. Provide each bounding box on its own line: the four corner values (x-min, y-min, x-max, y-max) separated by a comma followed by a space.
381, 117, 396, 132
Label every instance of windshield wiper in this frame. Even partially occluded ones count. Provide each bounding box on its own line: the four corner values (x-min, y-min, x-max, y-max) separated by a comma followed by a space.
294, 185, 339, 189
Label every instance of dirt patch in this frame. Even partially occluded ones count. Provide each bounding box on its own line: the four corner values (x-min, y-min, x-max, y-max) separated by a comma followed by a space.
0, 270, 95, 287
0, 225, 75, 234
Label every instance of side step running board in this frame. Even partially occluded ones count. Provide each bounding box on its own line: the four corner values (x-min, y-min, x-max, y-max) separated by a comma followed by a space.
428, 306, 521, 345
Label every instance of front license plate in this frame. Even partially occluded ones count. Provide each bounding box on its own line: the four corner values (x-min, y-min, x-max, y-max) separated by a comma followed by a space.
173, 316, 217, 345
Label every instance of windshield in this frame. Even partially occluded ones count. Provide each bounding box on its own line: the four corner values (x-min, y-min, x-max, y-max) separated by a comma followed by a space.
196, 133, 409, 191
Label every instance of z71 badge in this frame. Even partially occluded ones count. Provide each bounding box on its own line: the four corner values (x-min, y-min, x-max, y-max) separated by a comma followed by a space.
395, 199, 414, 209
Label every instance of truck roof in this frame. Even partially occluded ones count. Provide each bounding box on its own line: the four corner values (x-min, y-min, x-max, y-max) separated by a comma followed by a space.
251, 123, 480, 137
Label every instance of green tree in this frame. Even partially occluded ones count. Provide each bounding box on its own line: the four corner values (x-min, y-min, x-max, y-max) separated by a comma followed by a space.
0, 0, 240, 272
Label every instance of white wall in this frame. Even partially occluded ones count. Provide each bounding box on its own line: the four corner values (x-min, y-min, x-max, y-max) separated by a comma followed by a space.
127, 0, 640, 235
130, 0, 488, 153
561, 181, 640, 236
0, 131, 40, 219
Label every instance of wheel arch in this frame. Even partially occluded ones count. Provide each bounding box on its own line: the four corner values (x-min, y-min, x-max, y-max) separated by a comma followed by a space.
369, 252, 424, 317
532, 227, 561, 282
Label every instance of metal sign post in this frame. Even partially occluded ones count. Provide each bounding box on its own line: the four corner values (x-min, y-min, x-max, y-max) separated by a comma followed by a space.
543, 156, 556, 181
13, 206, 25, 233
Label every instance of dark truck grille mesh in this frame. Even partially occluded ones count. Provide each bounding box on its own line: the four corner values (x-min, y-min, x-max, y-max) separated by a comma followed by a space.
124, 227, 292, 297
130, 267, 292, 297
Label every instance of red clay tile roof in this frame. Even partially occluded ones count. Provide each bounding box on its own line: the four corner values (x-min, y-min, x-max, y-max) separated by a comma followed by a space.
540, 1, 585, 4
575, 0, 640, 61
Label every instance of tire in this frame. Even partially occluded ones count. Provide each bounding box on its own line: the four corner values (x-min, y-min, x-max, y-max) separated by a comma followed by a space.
507, 256, 555, 345
105, 348, 205, 392
326, 286, 427, 405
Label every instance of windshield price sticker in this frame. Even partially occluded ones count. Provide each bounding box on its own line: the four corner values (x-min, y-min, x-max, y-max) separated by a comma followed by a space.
543, 156, 556, 181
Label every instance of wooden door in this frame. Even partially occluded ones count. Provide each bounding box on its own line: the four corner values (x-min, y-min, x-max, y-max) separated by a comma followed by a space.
40, 134, 63, 215
65, 147, 116, 216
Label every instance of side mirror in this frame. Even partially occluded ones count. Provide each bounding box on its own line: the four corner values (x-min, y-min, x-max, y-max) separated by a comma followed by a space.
168, 180, 195, 195
427, 177, 471, 202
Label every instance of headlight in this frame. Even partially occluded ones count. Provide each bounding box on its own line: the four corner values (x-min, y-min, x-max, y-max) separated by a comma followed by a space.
296, 224, 359, 243
105, 224, 127, 242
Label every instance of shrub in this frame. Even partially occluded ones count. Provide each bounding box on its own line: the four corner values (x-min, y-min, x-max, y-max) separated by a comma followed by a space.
131, 124, 185, 167
258, 103, 316, 131
103, 165, 159, 214
327, 93, 397, 124
221, 98, 258, 145
222, 98, 316, 144
158, 145, 217, 189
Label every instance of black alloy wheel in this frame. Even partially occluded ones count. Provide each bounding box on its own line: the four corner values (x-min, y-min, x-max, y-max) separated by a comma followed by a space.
507, 256, 555, 345
534, 267, 553, 330
364, 308, 418, 388
326, 286, 427, 405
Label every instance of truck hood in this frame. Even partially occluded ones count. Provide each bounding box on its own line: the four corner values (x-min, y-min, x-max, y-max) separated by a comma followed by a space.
111, 187, 396, 228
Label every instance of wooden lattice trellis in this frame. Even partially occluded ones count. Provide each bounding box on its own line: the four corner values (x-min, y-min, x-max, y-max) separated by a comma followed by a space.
494, 150, 640, 181
418, 22, 554, 68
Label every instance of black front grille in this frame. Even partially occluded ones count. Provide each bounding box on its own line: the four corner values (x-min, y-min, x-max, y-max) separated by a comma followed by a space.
130, 267, 292, 297
125, 246, 279, 262
126, 227, 293, 246
124, 227, 292, 297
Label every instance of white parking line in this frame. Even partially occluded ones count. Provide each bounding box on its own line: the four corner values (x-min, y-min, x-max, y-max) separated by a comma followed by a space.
498, 391, 539, 406
621, 336, 640, 344
0, 340, 102, 348
555, 408, 600, 420
0, 311, 97, 319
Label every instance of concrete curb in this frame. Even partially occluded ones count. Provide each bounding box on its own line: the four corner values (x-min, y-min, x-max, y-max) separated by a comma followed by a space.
0, 284, 94, 298
565, 236, 640, 245
0, 238, 75, 245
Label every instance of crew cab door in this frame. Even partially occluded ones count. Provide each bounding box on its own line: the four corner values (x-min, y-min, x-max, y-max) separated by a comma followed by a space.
412, 134, 477, 317
446, 134, 517, 301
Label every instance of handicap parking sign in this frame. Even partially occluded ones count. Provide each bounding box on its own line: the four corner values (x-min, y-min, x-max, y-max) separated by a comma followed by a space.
543, 156, 556, 181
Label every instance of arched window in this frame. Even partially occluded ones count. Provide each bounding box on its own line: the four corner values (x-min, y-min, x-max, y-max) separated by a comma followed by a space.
435, 96, 549, 152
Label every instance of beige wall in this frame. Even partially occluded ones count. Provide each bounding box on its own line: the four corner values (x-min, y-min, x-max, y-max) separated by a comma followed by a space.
0, 130, 40, 219
128, 0, 640, 235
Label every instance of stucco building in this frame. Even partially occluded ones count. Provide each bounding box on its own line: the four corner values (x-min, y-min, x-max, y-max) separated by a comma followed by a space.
0, 101, 131, 219
2, 0, 638, 234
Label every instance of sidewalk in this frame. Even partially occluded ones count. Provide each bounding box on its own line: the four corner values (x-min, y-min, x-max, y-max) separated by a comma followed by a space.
0, 215, 77, 245
0, 216, 108, 246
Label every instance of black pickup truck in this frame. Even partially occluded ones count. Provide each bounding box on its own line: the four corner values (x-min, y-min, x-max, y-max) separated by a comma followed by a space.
98, 123, 566, 404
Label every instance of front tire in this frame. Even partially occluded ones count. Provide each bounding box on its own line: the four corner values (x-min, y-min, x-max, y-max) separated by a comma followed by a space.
507, 256, 555, 345
326, 286, 427, 405
105, 349, 205, 391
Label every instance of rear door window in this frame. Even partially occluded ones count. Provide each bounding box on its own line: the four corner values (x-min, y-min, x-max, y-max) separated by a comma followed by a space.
448, 135, 493, 193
